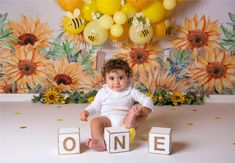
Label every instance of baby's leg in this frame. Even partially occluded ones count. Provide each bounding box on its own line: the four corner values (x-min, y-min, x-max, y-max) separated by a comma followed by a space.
86, 116, 111, 151
124, 105, 140, 128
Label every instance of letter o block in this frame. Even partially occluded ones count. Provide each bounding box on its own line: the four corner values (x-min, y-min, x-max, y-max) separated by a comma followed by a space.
104, 127, 130, 153
58, 128, 80, 155
149, 127, 172, 154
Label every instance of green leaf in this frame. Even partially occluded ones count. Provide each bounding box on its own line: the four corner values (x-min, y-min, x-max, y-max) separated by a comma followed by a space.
227, 22, 235, 27
0, 13, 7, 24
229, 12, 235, 23
0, 31, 12, 38
167, 58, 174, 68
227, 44, 235, 52
7, 35, 17, 42
221, 25, 233, 39
84, 62, 92, 71
221, 39, 235, 46
0, 40, 14, 49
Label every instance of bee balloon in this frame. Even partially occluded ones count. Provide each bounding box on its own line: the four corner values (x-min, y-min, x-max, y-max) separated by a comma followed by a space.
62, 9, 85, 34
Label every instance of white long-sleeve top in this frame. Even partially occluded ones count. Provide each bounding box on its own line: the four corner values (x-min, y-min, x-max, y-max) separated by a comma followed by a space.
84, 84, 154, 117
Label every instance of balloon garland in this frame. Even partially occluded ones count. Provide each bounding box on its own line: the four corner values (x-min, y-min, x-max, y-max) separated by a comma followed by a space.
57, 0, 182, 45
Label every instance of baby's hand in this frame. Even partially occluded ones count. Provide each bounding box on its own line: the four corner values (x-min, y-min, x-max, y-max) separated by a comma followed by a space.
80, 111, 89, 121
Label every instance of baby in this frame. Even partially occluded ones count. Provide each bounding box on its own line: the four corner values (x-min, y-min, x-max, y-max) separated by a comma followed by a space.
80, 58, 153, 151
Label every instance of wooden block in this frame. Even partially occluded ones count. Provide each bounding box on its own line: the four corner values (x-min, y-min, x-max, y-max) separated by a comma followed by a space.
104, 127, 130, 153
149, 127, 172, 154
58, 128, 80, 155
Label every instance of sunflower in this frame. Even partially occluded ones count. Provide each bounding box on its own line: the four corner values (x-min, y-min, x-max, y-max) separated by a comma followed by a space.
0, 80, 28, 93
87, 96, 95, 103
43, 89, 60, 104
79, 71, 103, 91
138, 71, 191, 94
7, 15, 53, 50
1, 46, 47, 89
172, 15, 221, 58
190, 48, 235, 94
172, 92, 185, 106
113, 41, 161, 78
46, 57, 84, 91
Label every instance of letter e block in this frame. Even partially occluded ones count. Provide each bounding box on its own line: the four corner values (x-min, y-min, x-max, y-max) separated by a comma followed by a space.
149, 127, 172, 154
104, 127, 130, 153
58, 128, 80, 155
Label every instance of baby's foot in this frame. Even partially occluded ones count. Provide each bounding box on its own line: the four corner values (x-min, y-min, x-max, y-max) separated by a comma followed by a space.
124, 106, 140, 128
86, 138, 106, 151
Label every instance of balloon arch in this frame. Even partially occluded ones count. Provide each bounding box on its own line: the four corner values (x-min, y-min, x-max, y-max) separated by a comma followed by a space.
56, 0, 183, 45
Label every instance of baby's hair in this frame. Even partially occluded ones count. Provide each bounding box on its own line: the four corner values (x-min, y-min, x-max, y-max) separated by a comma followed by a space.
101, 58, 133, 79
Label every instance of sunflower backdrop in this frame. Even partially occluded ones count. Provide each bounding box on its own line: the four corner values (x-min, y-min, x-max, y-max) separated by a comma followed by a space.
0, 0, 235, 106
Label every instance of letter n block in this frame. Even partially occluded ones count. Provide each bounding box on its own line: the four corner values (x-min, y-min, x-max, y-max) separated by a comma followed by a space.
104, 127, 130, 153
58, 128, 80, 155
149, 127, 172, 154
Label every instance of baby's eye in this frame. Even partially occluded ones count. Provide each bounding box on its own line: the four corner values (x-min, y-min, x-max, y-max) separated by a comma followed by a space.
109, 77, 114, 80
119, 76, 124, 80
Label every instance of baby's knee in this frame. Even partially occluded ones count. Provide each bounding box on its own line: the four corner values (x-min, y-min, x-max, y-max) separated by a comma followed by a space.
140, 107, 152, 117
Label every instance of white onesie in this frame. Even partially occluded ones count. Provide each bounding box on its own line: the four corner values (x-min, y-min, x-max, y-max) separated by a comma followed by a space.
84, 84, 154, 127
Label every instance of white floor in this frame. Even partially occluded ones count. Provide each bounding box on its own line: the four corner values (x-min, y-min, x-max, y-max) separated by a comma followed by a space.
0, 102, 235, 163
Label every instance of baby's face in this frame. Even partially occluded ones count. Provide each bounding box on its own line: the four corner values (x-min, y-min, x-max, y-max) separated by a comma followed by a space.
105, 69, 129, 92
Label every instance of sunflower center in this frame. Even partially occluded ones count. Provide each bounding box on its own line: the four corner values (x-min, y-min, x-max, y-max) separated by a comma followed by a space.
4, 84, 18, 93
130, 48, 148, 64
18, 60, 37, 76
49, 95, 55, 100
54, 74, 72, 85
206, 62, 226, 79
18, 33, 37, 46
187, 30, 208, 48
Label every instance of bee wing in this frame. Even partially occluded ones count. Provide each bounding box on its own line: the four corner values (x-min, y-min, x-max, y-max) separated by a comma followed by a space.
73, 9, 80, 17
66, 11, 74, 19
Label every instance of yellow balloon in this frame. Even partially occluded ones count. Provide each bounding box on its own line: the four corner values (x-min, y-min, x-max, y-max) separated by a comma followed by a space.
127, 0, 153, 11
163, 0, 176, 10
142, 2, 165, 24
128, 128, 136, 142
96, 0, 121, 15
153, 21, 167, 39
56, 0, 84, 12
129, 25, 153, 44
62, 15, 85, 34
81, 0, 97, 21
121, 2, 137, 18
98, 15, 114, 30
109, 23, 129, 41
83, 21, 108, 45
110, 24, 124, 37
113, 11, 127, 25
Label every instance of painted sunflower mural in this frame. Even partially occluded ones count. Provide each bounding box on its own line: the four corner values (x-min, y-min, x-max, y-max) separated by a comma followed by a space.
171, 15, 221, 58
190, 47, 235, 94
1, 46, 48, 91
113, 41, 162, 79
0, 10, 234, 105
7, 15, 53, 50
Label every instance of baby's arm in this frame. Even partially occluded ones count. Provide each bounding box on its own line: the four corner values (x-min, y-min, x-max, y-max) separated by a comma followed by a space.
80, 89, 103, 121
131, 88, 154, 116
